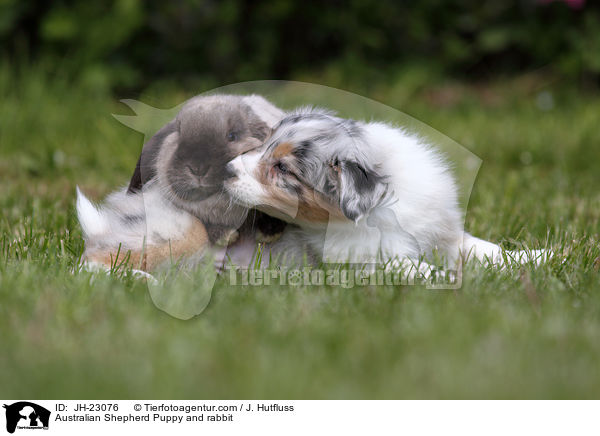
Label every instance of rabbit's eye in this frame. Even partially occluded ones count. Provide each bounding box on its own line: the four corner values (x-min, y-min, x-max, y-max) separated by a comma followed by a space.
227, 131, 238, 142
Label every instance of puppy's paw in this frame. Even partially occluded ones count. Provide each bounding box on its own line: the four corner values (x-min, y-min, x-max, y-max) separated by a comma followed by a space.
385, 258, 435, 281
255, 229, 283, 244
215, 228, 240, 247
205, 223, 240, 247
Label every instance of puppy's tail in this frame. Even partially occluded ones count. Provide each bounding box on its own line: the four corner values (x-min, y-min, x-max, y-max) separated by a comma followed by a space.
461, 232, 551, 267
76, 186, 109, 237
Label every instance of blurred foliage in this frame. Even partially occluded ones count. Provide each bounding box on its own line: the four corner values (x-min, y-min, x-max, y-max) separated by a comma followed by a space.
1, 0, 600, 91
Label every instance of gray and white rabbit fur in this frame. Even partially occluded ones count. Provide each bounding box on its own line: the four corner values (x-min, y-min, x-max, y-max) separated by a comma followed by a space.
77, 94, 286, 271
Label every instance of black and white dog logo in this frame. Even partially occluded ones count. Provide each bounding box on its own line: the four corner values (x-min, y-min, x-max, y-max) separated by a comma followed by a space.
3, 402, 50, 433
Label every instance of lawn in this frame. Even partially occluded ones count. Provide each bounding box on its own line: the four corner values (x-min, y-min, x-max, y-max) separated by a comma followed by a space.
1, 67, 599, 398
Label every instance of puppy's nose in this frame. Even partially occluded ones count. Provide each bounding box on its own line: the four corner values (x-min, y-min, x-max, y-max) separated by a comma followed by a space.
224, 161, 237, 180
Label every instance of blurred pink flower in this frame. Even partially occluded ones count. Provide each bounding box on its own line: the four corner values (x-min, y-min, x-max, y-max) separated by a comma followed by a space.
537, 0, 585, 9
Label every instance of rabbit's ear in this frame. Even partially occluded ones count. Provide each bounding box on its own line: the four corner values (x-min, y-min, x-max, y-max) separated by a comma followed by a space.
127, 155, 144, 194
242, 95, 285, 129
127, 120, 177, 194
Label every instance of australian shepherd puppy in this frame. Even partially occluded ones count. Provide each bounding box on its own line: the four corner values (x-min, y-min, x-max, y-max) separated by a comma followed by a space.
224, 108, 546, 273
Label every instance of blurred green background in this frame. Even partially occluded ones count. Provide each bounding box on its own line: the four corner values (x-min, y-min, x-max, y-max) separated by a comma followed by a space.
2, 0, 599, 92
1, 0, 600, 399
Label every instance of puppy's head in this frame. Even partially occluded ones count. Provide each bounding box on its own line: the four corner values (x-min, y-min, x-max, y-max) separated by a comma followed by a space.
225, 109, 389, 227
128, 94, 281, 204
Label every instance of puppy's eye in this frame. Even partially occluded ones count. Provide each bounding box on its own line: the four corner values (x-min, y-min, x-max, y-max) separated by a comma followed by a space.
227, 131, 238, 142
274, 162, 288, 174
329, 159, 341, 173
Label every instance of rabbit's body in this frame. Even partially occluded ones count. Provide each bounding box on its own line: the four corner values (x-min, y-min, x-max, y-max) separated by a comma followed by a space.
78, 94, 286, 271
77, 182, 209, 271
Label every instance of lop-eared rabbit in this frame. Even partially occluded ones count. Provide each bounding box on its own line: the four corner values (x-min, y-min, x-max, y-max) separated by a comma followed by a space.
77, 94, 286, 272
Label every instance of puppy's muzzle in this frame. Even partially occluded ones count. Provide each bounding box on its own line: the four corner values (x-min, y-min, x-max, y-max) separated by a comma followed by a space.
224, 161, 238, 180
225, 155, 247, 180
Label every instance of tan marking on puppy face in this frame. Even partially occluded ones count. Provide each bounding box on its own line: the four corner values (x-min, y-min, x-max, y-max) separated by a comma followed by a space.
296, 190, 343, 223
272, 142, 294, 159
253, 156, 345, 225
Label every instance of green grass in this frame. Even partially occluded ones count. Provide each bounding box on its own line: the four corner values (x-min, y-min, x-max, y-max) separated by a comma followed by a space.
1, 67, 599, 398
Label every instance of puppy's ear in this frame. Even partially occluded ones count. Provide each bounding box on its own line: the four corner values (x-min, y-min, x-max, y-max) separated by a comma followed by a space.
337, 159, 387, 223
127, 121, 177, 194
